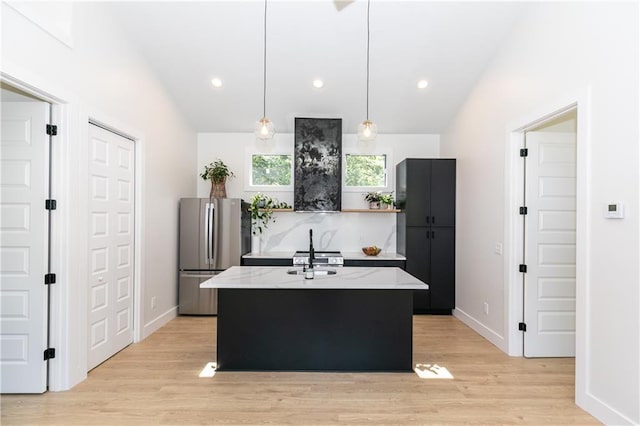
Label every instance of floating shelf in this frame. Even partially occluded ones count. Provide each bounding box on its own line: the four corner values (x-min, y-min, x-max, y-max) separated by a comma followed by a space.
341, 209, 401, 213
257, 208, 294, 212
255, 208, 400, 213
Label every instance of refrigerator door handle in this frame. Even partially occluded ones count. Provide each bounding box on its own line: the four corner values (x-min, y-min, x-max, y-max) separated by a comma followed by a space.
206, 202, 214, 268
211, 199, 220, 269
200, 200, 209, 269
179, 272, 218, 279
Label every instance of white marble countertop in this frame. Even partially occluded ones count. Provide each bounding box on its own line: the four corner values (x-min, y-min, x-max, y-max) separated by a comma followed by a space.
341, 251, 407, 261
242, 251, 295, 259
201, 266, 427, 290
242, 251, 406, 261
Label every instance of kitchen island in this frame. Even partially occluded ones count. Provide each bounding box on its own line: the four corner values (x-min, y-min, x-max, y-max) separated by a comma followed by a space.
201, 266, 428, 372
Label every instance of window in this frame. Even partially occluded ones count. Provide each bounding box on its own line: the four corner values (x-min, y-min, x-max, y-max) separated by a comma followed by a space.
251, 154, 292, 186
344, 154, 387, 187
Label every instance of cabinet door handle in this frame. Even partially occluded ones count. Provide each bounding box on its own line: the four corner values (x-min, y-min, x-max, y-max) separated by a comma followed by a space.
426, 216, 430, 224
432, 216, 435, 224
432, 231, 435, 239
426, 229, 430, 239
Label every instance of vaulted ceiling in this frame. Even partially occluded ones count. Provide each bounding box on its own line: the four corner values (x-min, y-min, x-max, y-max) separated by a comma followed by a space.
107, 1, 528, 135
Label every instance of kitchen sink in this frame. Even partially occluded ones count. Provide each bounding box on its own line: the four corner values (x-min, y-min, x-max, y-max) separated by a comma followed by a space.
287, 268, 337, 276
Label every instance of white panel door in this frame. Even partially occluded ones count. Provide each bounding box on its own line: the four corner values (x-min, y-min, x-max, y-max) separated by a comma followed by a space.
524, 131, 576, 357
87, 124, 134, 370
0, 101, 50, 393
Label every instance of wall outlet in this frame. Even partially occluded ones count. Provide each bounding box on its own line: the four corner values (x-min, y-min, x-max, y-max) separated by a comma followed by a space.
151, 296, 157, 309
494, 242, 503, 255
483, 302, 489, 315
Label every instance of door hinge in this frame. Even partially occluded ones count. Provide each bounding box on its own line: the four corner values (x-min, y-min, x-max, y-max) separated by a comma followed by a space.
520, 148, 528, 157
45, 199, 57, 210
519, 264, 527, 273
46, 124, 57, 136
519, 206, 528, 215
44, 348, 56, 360
518, 322, 527, 332
44, 273, 56, 285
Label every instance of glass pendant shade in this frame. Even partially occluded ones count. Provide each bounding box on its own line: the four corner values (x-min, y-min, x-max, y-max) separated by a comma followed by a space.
357, 120, 377, 142
255, 117, 275, 140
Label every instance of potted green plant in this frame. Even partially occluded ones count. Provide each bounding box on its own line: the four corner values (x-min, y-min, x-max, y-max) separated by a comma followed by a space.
249, 193, 290, 235
379, 192, 395, 209
364, 191, 382, 209
200, 159, 235, 198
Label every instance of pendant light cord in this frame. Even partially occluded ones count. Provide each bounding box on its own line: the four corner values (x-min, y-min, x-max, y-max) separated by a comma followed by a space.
366, 0, 371, 121
263, 0, 268, 119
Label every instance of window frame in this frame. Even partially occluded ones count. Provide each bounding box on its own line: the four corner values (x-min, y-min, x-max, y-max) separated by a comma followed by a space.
342, 151, 393, 193
244, 148, 294, 192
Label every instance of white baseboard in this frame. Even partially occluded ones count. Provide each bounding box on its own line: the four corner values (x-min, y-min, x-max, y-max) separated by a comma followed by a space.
577, 390, 637, 425
453, 307, 508, 354
142, 306, 178, 340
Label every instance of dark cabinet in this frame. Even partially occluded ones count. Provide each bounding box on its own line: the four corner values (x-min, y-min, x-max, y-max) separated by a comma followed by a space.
344, 259, 406, 268
397, 159, 456, 227
242, 257, 292, 266
243, 257, 405, 268
396, 159, 456, 314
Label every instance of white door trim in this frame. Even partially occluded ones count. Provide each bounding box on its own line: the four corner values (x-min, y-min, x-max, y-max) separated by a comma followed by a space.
503, 87, 591, 407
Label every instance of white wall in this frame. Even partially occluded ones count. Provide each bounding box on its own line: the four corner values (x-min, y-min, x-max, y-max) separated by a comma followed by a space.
198, 132, 440, 252
441, 2, 638, 424
1, 2, 197, 389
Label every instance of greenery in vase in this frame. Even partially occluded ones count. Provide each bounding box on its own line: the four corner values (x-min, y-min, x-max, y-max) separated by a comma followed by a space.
364, 191, 382, 202
249, 193, 290, 235
200, 159, 235, 183
379, 193, 395, 207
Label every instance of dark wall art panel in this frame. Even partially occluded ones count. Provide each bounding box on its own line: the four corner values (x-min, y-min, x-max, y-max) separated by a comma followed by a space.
294, 118, 342, 211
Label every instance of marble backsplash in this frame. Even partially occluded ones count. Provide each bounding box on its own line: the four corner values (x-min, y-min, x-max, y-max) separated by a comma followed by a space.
257, 211, 398, 253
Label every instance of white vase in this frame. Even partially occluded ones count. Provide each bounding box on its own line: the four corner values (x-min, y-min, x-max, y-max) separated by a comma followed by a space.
251, 234, 261, 254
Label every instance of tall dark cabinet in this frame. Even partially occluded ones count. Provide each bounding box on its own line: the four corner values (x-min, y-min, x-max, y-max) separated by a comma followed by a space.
396, 159, 456, 314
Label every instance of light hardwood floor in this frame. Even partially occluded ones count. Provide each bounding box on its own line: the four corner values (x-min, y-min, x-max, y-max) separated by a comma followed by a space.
1, 315, 598, 425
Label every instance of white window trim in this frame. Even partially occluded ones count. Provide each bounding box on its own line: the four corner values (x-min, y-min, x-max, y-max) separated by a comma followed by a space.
342, 150, 394, 193
244, 146, 294, 192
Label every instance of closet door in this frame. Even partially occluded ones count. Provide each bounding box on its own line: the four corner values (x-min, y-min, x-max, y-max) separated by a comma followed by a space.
87, 124, 135, 370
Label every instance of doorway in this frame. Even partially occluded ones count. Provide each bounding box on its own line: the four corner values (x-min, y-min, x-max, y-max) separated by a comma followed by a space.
521, 110, 577, 357
0, 84, 52, 392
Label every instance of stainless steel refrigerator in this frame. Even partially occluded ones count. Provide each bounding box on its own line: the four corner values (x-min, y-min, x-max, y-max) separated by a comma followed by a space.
178, 198, 250, 314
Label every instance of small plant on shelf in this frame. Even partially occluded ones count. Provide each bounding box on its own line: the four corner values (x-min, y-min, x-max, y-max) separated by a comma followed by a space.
249, 193, 290, 235
379, 192, 395, 209
364, 191, 382, 209
364, 191, 382, 202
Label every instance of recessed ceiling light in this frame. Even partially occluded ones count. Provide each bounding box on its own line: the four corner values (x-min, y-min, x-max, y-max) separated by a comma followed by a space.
417, 80, 429, 89
312, 79, 324, 89
211, 78, 223, 88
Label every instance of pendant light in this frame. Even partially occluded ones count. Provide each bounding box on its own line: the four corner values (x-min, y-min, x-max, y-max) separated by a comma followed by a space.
357, 0, 377, 142
255, 0, 275, 140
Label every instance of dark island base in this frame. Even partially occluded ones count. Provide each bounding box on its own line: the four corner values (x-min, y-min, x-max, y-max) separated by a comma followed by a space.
217, 289, 414, 372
